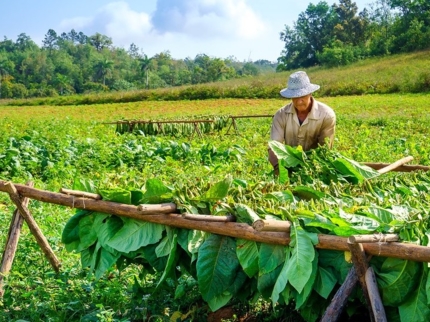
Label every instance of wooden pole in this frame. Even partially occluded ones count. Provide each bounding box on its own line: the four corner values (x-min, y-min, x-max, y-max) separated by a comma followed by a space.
252, 219, 291, 232
320, 267, 358, 322
363, 162, 430, 172
182, 214, 236, 222
376, 156, 414, 174
4, 182, 61, 272
0, 181, 34, 297
348, 234, 399, 243
59, 188, 102, 200
366, 267, 387, 322
2, 181, 430, 262
348, 242, 374, 322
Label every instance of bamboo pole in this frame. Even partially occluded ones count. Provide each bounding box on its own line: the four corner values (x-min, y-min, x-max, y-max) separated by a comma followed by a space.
1, 181, 430, 262
376, 156, 414, 174
366, 267, 387, 322
4, 182, 61, 272
252, 219, 291, 232
320, 267, 358, 322
0, 181, 34, 297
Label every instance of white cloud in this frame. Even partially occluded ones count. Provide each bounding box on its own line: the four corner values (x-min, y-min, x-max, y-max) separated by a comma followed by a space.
150, 0, 266, 39
57, 0, 271, 59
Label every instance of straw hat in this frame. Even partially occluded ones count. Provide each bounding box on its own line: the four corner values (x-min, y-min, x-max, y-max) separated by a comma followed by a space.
280, 71, 320, 98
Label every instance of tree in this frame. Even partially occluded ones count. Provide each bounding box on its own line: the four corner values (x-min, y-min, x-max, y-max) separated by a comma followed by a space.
278, 1, 335, 70
42, 29, 59, 54
138, 54, 152, 89
89, 33, 112, 52
0, 60, 8, 99
332, 0, 369, 46
93, 59, 114, 85
15, 33, 37, 51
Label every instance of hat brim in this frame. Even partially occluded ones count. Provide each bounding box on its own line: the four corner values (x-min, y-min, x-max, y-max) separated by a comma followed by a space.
280, 84, 320, 98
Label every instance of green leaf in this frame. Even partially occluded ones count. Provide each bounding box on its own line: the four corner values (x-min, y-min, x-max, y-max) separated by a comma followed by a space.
236, 239, 259, 278
332, 159, 365, 184
99, 188, 131, 204
376, 258, 421, 306
156, 234, 178, 289
258, 244, 286, 275
258, 264, 283, 299
95, 247, 121, 280
333, 156, 379, 183
207, 292, 232, 312
188, 230, 206, 254
62, 210, 91, 247
293, 186, 325, 201
76, 213, 98, 252
271, 248, 291, 306
93, 214, 123, 252
285, 226, 317, 293
295, 253, 318, 310
234, 203, 260, 224
314, 266, 337, 299
72, 177, 96, 193
107, 219, 164, 253
399, 265, 430, 322
155, 236, 171, 258
200, 175, 232, 201
141, 179, 173, 203
197, 235, 240, 306
268, 141, 305, 167
264, 190, 295, 203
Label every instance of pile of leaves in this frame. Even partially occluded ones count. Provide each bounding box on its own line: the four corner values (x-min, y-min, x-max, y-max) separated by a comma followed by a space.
62, 144, 430, 322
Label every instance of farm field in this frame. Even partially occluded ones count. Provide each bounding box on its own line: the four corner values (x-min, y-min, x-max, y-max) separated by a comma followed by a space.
0, 93, 430, 321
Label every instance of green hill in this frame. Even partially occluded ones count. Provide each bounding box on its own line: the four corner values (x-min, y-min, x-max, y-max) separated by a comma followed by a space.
1, 49, 429, 107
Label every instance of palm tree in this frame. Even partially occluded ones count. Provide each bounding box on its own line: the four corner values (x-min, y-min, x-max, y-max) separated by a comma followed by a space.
0, 63, 8, 99
139, 54, 152, 89
94, 59, 114, 86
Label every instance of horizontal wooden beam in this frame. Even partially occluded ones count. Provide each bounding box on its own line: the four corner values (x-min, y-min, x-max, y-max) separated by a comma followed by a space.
2, 181, 430, 262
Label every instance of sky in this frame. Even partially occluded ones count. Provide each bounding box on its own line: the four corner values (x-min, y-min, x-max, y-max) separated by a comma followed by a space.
1, 0, 372, 62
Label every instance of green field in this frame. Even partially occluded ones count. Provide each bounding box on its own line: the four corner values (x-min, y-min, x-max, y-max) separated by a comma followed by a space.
0, 85, 430, 322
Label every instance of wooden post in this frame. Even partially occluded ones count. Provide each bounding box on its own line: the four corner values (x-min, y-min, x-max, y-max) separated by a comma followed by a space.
348, 241, 375, 322
4, 182, 61, 273
320, 266, 358, 322
0, 181, 34, 297
366, 267, 387, 322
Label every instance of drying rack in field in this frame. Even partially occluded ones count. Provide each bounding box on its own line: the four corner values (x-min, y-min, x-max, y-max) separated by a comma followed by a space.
1, 156, 429, 321
104, 114, 274, 137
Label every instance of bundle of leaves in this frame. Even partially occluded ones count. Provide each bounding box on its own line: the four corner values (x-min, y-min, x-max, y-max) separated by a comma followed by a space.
61, 149, 430, 322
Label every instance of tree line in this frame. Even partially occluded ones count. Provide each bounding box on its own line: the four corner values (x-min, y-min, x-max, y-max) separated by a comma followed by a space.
0, 0, 429, 99
277, 0, 430, 70
0, 30, 276, 99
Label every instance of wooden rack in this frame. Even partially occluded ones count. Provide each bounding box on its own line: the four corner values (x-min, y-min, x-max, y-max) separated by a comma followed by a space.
1, 157, 429, 320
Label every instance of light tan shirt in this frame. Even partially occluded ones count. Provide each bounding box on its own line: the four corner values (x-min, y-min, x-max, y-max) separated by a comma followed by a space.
270, 99, 336, 151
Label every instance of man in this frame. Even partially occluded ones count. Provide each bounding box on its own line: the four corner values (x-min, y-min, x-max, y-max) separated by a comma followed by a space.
268, 71, 336, 175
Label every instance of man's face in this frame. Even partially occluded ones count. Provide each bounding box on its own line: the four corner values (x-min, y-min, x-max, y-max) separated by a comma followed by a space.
291, 94, 312, 113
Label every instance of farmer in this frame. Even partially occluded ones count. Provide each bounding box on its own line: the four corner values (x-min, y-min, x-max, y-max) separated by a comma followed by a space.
268, 71, 336, 175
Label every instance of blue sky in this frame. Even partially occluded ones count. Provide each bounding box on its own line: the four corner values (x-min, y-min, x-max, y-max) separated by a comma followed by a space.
1, 0, 372, 62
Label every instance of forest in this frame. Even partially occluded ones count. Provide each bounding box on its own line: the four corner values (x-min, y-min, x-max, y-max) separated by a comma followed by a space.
0, 0, 429, 100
